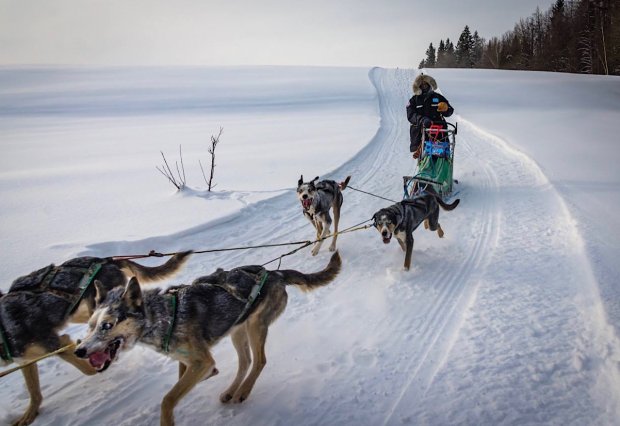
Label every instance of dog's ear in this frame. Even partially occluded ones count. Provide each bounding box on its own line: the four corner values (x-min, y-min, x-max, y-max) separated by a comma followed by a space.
94, 279, 108, 305
122, 277, 143, 311
298, 175, 304, 187
312, 176, 319, 182
372, 213, 379, 227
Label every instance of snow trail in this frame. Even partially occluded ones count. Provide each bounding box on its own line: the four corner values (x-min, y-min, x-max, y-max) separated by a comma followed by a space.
2, 68, 619, 426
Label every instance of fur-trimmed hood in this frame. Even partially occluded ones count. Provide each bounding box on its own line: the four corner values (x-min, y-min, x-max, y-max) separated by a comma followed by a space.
412, 74, 437, 95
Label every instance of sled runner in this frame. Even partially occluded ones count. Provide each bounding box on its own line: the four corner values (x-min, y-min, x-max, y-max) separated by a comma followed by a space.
404, 122, 457, 200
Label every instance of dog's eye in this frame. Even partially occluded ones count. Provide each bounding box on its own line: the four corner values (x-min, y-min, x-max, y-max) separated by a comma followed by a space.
100, 322, 113, 331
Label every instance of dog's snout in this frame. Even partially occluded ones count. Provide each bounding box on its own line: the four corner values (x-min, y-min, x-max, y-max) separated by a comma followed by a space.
382, 230, 389, 237
74, 347, 87, 358
302, 194, 308, 199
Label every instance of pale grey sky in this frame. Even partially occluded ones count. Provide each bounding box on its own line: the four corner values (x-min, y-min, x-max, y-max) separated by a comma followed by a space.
0, 0, 556, 67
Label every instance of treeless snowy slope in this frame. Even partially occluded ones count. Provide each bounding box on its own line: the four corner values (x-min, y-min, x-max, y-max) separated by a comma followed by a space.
2, 68, 619, 425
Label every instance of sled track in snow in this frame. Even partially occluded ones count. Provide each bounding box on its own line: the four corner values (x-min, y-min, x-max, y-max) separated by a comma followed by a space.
373, 70, 502, 425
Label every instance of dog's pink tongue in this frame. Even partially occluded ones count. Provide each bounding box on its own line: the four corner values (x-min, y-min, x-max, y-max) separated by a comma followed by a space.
88, 352, 110, 369
302, 199, 312, 209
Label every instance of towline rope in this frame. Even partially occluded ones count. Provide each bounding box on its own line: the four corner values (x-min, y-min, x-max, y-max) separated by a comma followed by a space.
110, 240, 315, 261
347, 185, 398, 203
0, 343, 76, 379
0, 219, 375, 379
261, 218, 374, 268
111, 218, 375, 263
111, 218, 374, 267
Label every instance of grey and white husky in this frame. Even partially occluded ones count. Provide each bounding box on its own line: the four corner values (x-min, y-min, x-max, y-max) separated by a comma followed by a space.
297, 175, 351, 255
75, 252, 341, 426
0, 251, 191, 426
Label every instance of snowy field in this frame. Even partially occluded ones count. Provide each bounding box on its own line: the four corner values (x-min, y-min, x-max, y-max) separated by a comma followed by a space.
1, 66, 619, 425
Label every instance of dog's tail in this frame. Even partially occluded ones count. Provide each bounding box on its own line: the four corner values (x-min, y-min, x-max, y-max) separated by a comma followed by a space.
278, 251, 341, 292
114, 251, 192, 283
436, 197, 460, 211
339, 176, 351, 190
424, 186, 459, 211
437, 197, 461, 211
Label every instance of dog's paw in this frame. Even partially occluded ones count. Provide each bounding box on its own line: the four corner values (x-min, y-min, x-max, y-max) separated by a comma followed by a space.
329, 245, 336, 252
230, 390, 250, 404
219, 392, 233, 404
311, 248, 320, 256
13, 407, 39, 426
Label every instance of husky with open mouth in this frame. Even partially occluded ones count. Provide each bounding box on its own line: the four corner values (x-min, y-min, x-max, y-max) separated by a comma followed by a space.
297, 175, 351, 256
75, 251, 341, 426
0, 251, 192, 426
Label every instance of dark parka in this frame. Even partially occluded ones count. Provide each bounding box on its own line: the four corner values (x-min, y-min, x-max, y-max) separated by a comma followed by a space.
406, 74, 454, 152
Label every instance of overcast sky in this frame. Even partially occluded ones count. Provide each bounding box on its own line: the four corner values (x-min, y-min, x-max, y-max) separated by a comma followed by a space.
0, 0, 556, 67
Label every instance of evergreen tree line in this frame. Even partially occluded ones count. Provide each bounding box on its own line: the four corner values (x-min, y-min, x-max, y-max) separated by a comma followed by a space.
418, 0, 619, 75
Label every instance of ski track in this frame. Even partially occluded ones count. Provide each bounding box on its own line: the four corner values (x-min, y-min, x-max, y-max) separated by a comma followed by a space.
2, 68, 620, 426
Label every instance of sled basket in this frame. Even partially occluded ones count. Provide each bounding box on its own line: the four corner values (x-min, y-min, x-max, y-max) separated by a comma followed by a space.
404, 122, 457, 199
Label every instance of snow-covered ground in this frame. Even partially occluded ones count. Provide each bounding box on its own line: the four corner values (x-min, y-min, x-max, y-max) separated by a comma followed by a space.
0, 66, 619, 425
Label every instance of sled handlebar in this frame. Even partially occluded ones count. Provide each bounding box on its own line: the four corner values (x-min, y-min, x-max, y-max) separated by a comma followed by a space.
423, 122, 457, 135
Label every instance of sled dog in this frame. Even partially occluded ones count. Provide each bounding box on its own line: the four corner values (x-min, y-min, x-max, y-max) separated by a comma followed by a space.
297, 175, 351, 256
75, 252, 341, 426
0, 252, 191, 426
372, 187, 459, 270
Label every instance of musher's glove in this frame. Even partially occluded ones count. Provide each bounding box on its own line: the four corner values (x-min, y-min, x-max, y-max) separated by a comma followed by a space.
421, 117, 432, 128
437, 102, 449, 112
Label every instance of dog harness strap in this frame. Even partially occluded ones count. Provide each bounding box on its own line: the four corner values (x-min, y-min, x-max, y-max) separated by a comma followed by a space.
209, 283, 248, 303
163, 292, 178, 353
65, 261, 105, 317
0, 319, 12, 363
233, 271, 269, 325
39, 266, 60, 291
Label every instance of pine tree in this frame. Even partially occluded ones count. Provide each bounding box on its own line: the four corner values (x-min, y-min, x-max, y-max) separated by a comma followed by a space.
436, 39, 447, 67
472, 31, 484, 67
548, 0, 569, 71
444, 38, 457, 67
425, 43, 436, 67
456, 25, 474, 67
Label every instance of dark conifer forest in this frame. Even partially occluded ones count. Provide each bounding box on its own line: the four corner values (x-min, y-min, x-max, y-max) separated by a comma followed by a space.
418, 0, 619, 75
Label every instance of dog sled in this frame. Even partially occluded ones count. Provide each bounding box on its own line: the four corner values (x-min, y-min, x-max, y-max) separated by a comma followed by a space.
403, 122, 457, 200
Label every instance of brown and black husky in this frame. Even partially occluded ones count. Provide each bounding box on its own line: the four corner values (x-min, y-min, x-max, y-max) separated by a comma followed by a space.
297, 175, 351, 256
75, 251, 341, 426
0, 251, 192, 426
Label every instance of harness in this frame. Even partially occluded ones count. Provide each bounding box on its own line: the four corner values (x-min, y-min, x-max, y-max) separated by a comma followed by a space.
160, 271, 269, 353
233, 270, 269, 325
0, 260, 105, 363
162, 288, 181, 353
65, 261, 105, 316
